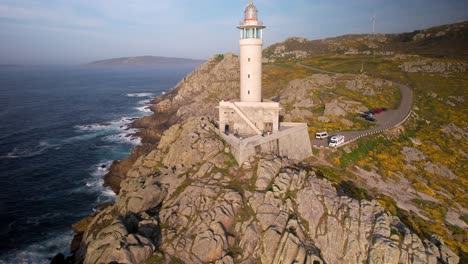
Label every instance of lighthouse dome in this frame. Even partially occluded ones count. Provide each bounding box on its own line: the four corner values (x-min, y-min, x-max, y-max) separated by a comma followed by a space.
244, 1, 258, 21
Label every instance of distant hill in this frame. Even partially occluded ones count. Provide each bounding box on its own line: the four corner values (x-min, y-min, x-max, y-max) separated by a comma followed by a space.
86, 56, 205, 66
0, 64, 22, 67
264, 21, 468, 61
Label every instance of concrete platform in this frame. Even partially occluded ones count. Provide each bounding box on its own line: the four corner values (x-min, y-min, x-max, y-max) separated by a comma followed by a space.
220, 122, 312, 164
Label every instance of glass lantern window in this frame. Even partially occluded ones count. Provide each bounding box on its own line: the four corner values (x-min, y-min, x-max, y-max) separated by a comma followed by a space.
240, 28, 262, 39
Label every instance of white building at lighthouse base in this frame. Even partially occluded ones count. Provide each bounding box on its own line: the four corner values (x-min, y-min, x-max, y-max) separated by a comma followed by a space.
218, 101, 312, 164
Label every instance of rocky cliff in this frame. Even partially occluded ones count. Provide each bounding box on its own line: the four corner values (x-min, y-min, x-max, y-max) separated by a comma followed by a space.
103, 54, 240, 193
72, 117, 458, 264
78, 50, 465, 263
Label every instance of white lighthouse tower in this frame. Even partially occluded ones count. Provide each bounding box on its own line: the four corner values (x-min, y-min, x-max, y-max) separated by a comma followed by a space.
219, 1, 280, 138
238, 1, 265, 102
217, 1, 312, 164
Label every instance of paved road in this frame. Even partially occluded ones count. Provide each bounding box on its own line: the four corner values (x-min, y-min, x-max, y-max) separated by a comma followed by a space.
298, 64, 414, 148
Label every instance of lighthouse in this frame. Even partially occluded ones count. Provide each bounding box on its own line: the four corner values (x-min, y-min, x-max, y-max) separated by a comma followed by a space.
218, 0, 280, 138
238, 1, 265, 102
217, 1, 312, 164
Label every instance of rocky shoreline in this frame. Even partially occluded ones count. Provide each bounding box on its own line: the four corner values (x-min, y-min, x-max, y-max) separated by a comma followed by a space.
103, 53, 240, 194
54, 54, 460, 264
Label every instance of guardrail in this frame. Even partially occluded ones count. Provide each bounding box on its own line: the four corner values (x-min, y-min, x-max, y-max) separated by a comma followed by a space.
338, 110, 412, 148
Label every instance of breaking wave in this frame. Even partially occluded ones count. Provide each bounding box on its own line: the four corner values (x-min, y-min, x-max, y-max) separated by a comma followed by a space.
85, 160, 116, 203
135, 105, 152, 114
126, 92, 154, 98
0, 230, 73, 264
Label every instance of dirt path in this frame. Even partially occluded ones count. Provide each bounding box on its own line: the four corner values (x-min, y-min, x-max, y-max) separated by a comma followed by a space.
297, 63, 413, 148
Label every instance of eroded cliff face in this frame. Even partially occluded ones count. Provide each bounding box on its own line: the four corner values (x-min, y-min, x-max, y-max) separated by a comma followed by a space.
153, 53, 240, 120
74, 117, 459, 264
104, 53, 240, 192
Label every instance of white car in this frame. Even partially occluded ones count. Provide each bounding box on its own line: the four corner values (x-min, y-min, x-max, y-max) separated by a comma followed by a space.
329, 135, 345, 147
315, 131, 328, 139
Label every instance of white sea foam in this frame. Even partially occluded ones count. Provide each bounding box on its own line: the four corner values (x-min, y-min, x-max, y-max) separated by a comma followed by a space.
127, 92, 154, 98
103, 131, 141, 145
135, 105, 152, 114
1, 140, 60, 159
0, 230, 73, 264
161, 91, 166, 95
74, 116, 137, 132
84, 161, 116, 203
137, 99, 151, 105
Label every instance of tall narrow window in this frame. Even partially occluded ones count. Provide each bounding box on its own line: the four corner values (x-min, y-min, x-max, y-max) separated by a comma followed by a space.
248, 74, 250, 78
248, 58, 251, 62
248, 90, 250, 94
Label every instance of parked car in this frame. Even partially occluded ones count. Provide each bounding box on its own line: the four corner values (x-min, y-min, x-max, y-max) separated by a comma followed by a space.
373, 108, 383, 114
315, 131, 328, 139
329, 135, 345, 147
365, 116, 376, 122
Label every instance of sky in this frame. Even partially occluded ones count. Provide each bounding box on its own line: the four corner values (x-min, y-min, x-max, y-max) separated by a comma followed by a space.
0, 0, 466, 64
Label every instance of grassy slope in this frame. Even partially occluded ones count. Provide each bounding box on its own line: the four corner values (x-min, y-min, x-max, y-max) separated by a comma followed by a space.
264, 21, 468, 60
262, 61, 400, 133
276, 53, 467, 257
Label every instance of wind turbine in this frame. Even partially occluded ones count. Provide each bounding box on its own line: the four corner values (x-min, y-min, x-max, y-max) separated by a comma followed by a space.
370, 15, 376, 34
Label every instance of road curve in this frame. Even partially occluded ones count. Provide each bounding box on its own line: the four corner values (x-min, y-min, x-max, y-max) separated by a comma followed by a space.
297, 64, 414, 148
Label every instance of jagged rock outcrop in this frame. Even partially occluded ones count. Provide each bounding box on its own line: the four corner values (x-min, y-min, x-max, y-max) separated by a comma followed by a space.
345, 74, 394, 96
104, 53, 240, 193
75, 117, 459, 264
154, 53, 240, 120
401, 146, 426, 162
279, 73, 395, 124
399, 60, 466, 73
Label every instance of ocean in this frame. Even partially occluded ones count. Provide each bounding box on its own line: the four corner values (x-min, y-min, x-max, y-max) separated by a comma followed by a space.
0, 65, 195, 263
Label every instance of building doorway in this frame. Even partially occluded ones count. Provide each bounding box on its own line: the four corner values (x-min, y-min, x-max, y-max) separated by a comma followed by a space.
264, 122, 273, 134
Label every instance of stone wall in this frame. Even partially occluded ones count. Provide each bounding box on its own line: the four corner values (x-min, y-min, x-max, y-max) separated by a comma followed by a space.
218, 101, 281, 137
220, 122, 312, 164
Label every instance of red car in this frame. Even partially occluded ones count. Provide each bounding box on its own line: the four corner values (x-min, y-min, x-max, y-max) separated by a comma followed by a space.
373, 109, 383, 114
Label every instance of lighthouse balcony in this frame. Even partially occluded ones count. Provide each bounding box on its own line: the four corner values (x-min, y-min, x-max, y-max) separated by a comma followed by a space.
239, 20, 264, 27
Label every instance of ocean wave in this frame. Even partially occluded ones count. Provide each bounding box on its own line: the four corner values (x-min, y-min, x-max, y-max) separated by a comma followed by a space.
103, 130, 141, 145
1, 140, 60, 159
85, 161, 116, 203
0, 230, 73, 264
127, 92, 154, 98
74, 116, 137, 132
135, 105, 152, 114
137, 98, 151, 105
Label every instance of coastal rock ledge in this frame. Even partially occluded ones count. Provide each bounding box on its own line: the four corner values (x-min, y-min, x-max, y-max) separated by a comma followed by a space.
69, 117, 459, 264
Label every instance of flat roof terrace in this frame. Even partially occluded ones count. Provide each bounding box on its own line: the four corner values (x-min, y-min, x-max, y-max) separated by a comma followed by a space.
219, 122, 311, 163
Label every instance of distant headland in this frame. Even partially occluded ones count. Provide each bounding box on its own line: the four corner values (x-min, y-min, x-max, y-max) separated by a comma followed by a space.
86, 56, 205, 66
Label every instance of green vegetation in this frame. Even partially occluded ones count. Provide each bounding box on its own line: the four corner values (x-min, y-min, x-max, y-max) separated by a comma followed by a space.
377, 194, 398, 215
144, 254, 164, 264
226, 244, 243, 259
338, 180, 371, 201
171, 178, 193, 199
236, 203, 255, 223
224, 152, 238, 168
263, 62, 314, 98
339, 135, 389, 168
262, 58, 400, 134
299, 52, 467, 256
